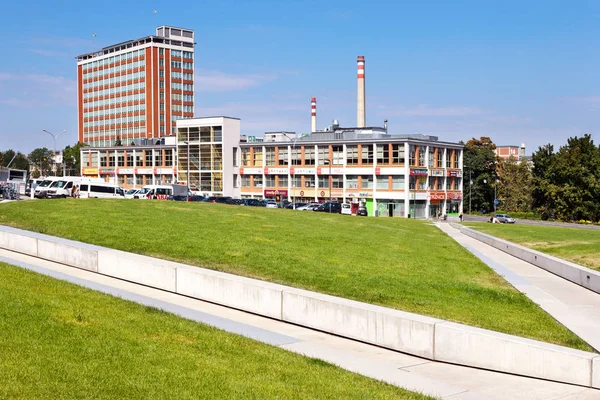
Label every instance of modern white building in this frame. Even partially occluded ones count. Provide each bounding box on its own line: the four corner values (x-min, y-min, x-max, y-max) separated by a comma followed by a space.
176, 117, 241, 197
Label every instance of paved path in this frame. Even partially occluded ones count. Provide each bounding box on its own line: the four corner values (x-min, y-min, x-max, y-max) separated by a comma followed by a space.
438, 222, 600, 352
1, 248, 598, 399
461, 215, 600, 230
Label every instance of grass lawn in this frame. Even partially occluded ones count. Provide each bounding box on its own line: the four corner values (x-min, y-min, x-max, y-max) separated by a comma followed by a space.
0, 262, 431, 399
465, 223, 600, 271
0, 199, 592, 351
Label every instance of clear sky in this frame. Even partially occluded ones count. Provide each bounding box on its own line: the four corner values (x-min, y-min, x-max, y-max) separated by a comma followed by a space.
1, 0, 599, 155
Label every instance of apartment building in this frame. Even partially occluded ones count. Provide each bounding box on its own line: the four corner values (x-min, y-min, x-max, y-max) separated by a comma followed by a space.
236, 129, 464, 218
76, 26, 195, 148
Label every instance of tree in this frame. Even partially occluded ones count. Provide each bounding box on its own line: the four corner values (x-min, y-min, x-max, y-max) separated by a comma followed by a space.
531, 135, 600, 221
463, 137, 498, 213
0, 149, 30, 171
496, 156, 533, 212
28, 148, 53, 177
62, 142, 87, 176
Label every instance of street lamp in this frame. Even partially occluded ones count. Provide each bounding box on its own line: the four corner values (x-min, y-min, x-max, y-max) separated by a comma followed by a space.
323, 159, 332, 213
469, 169, 472, 215
42, 129, 66, 176
183, 141, 190, 202
280, 133, 299, 209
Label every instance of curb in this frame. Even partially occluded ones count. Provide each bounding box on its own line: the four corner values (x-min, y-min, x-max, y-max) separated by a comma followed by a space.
0, 224, 598, 389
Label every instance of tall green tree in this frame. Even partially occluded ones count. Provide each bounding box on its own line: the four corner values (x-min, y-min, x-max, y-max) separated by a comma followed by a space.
28, 148, 53, 177
463, 137, 498, 213
496, 156, 533, 212
0, 150, 30, 171
62, 142, 87, 176
531, 144, 556, 219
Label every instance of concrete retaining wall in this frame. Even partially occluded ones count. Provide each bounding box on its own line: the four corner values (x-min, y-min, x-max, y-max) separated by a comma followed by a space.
1, 224, 599, 389
460, 226, 600, 295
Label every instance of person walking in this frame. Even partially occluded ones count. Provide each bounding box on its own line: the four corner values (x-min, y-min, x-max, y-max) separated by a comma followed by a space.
459, 212, 463, 222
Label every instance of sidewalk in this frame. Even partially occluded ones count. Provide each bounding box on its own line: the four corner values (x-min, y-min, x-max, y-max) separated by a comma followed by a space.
438, 222, 600, 351
1, 248, 598, 400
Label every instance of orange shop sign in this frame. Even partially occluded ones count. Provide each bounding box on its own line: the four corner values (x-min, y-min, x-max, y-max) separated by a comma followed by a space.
82, 168, 99, 175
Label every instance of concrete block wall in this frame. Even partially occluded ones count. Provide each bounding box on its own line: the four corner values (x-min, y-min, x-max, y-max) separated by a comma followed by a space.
1, 224, 599, 389
460, 226, 600, 295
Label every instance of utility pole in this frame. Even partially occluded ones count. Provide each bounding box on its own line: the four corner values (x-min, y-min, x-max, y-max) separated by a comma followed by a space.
469, 169, 472, 215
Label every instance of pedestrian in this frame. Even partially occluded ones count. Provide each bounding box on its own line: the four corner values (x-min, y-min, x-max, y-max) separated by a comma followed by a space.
459, 213, 463, 222
437, 211, 441, 221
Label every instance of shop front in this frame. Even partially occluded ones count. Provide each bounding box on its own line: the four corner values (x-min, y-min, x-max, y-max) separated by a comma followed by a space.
376, 199, 405, 217
445, 191, 462, 216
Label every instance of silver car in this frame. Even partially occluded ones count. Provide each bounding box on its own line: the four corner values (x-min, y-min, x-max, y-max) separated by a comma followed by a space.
495, 214, 515, 224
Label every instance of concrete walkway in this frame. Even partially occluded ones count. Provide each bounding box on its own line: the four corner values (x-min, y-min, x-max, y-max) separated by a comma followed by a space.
1, 248, 598, 400
438, 222, 600, 352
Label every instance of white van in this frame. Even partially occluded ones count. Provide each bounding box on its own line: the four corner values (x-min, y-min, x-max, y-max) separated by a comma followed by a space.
47, 177, 104, 198
34, 177, 62, 198
341, 203, 352, 215
133, 184, 189, 200
79, 182, 124, 199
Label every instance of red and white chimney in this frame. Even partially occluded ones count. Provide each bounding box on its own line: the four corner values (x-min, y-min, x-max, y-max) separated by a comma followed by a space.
357, 56, 366, 128
311, 97, 317, 132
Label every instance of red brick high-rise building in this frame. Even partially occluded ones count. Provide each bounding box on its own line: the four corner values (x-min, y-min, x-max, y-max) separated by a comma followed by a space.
76, 26, 195, 147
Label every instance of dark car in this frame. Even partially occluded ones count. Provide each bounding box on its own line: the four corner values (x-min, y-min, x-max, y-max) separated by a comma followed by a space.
285, 202, 307, 209
243, 198, 263, 207
225, 198, 244, 205
215, 196, 232, 204
357, 206, 368, 216
313, 202, 342, 214
202, 196, 217, 203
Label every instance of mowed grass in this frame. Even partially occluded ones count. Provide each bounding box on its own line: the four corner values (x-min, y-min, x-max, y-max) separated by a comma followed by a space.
0, 262, 431, 399
0, 199, 592, 351
465, 223, 600, 271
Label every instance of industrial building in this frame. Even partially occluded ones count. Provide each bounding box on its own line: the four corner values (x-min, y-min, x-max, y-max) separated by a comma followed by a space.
76, 26, 195, 148
495, 144, 526, 161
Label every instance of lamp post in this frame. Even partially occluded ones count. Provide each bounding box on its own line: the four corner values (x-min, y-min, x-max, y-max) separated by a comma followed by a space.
42, 129, 66, 176
281, 133, 299, 209
469, 169, 472, 215
183, 141, 190, 201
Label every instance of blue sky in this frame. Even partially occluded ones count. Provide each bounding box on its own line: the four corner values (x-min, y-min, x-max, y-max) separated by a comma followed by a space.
1, 0, 599, 154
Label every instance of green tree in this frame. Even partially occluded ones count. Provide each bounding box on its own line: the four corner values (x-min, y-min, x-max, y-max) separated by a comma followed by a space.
463, 137, 498, 213
531, 144, 556, 219
496, 156, 533, 212
1, 150, 30, 171
62, 142, 87, 176
28, 148, 53, 177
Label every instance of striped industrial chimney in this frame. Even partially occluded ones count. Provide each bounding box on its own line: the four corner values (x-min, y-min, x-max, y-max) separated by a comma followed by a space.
311, 97, 317, 132
357, 56, 366, 128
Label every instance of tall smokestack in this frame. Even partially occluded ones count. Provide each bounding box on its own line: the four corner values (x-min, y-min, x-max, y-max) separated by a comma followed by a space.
357, 56, 366, 128
311, 97, 317, 132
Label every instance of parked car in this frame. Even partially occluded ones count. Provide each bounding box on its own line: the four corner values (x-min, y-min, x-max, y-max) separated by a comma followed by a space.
225, 198, 244, 205
341, 203, 352, 215
285, 202, 307, 209
357, 206, 368, 217
265, 200, 278, 208
297, 203, 320, 211
313, 202, 342, 213
495, 214, 516, 224
124, 188, 141, 199
243, 199, 263, 207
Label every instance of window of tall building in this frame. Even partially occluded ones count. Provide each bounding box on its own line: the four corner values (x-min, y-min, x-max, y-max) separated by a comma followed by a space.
318, 146, 329, 165
409, 145, 416, 166
292, 176, 301, 188
318, 176, 329, 188
361, 145, 373, 165
437, 149, 444, 168
109, 155, 115, 167
376, 144, 389, 164
418, 147, 425, 167
346, 175, 358, 189
145, 152, 153, 167
376, 176, 389, 190
454, 151, 459, 169
304, 176, 315, 188
118, 155, 125, 167
446, 150, 452, 168
159, 48, 164, 56
332, 176, 343, 188
428, 148, 434, 167
265, 175, 275, 187
392, 144, 405, 165
392, 176, 405, 190
278, 175, 288, 187
241, 175, 250, 187
277, 147, 288, 166
241, 148, 251, 166
165, 150, 173, 167
332, 146, 343, 166
253, 175, 263, 187
253, 148, 263, 166
346, 145, 359, 165
303, 146, 315, 165
361, 176, 373, 189
291, 147, 301, 166
265, 148, 275, 166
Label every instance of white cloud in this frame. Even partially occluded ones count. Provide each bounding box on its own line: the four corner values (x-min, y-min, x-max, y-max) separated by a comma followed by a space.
195, 69, 278, 92
379, 104, 488, 117
0, 72, 76, 108
29, 49, 68, 57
